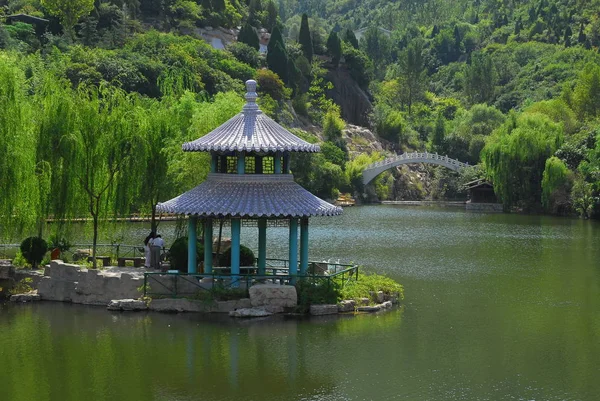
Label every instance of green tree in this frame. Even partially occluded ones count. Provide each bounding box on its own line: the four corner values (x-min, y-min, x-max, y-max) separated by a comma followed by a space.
343, 28, 358, 49
265, 0, 278, 29
326, 30, 341, 67
298, 13, 313, 62
398, 38, 425, 115
41, 0, 95, 40
237, 22, 259, 50
482, 112, 564, 211
541, 156, 571, 214
432, 112, 445, 151
464, 51, 497, 104
573, 63, 600, 120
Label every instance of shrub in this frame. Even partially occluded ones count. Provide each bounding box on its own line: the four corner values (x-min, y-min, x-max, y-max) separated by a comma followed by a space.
9, 277, 33, 295
226, 42, 260, 68
19, 237, 48, 269
218, 245, 255, 267
339, 272, 404, 304
295, 278, 341, 313
168, 237, 204, 273
255, 68, 289, 100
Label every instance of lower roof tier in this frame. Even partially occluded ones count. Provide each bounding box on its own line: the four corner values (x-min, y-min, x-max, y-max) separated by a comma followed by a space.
156, 173, 343, 218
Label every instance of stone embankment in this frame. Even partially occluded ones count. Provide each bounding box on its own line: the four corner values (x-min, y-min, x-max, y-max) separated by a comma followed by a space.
6, 260, 401, 318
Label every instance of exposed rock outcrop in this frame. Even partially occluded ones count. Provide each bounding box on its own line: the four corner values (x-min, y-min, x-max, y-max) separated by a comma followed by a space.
327, 68, 372, 127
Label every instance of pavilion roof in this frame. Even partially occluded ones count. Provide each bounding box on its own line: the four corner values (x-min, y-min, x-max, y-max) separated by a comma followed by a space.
182, 80, 320, 154
156, 174, 342, 218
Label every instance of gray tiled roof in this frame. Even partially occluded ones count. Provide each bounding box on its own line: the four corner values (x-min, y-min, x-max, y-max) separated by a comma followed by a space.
182, 80, 320, 153
156, 174, 342, 218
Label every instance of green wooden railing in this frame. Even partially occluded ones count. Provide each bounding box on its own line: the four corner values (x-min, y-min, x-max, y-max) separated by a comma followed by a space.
142, 259, 359, 298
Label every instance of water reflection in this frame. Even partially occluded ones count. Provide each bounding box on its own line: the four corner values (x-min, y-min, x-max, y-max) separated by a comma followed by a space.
1, 206, 600, 400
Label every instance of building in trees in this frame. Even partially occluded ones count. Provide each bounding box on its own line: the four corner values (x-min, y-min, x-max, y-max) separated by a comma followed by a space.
156, 80, 342, 283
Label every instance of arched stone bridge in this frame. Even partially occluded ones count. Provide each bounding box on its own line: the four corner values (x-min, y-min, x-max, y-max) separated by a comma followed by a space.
362, 151, 469, 185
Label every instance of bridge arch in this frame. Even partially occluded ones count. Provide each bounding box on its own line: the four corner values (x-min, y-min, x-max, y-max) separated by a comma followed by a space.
362, 152, 469, 186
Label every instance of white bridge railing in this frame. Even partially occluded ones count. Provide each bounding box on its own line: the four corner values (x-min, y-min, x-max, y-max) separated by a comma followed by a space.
362, 151, 469, 185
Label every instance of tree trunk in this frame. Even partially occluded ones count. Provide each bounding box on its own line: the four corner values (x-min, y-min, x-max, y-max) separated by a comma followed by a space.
91, 200, 99, 269
151, 203, 157, 234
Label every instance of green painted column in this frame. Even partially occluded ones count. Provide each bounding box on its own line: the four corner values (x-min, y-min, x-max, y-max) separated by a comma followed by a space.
289, 218, 298, 282
300, 218, 309, 275
231, 218, 241, 287
237, 152, 245, 174
274, 152, 282, 174
188, 216, 197, 274
204, 218, 213, 274
210, 153, 217, 173
258, 218, 267, 275
283, 152, 290, 174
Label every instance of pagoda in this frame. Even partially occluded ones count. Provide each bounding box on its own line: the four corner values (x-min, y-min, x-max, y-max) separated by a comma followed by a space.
156, 80, 342, 285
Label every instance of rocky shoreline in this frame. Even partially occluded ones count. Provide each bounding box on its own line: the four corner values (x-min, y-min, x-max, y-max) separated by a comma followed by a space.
3, 260, 401, 318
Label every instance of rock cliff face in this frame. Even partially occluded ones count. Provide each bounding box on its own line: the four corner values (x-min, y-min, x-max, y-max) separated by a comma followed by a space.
326, 68, 372, 127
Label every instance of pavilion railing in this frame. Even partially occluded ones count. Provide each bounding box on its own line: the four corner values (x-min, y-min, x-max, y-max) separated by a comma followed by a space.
142, 260, 359, 299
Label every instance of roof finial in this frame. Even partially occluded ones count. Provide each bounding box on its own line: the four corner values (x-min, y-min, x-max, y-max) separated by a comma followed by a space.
243, 80, 260, 114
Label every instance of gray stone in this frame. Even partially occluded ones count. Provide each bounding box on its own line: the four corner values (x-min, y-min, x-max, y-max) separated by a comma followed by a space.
107, 299, 148, 311
310, 304, 338, 316
338, 300, 356, 313
381, 301, 393, 309
44, 260, 81, 281
0, 262, 14, 279
359, 297, 370, 306
10, 290, 40, 303
148, 298, 208, 313
376, 291, 385, 303
357, 304, 382, 312
38, 276, 77, 302
229, 307, 272, 318
249, 284, 297, 308
211, 298, 252, 313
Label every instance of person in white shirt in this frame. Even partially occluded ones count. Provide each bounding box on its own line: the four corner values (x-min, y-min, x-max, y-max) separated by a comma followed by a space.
150, 234, 164, 270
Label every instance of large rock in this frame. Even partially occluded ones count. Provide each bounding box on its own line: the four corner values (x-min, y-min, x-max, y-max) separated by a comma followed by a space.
107, 299, 148, 311
74, 270, 142, 306
229, 307, 272, 318
0, 261, 14, 279
249, 284, 297, 309
10, 290, 40, 303
38, 275, 77, 302
310, 304, 338, 316
338, 300, 356, 313
357, 304, 382, 312
148, 298, 251, 313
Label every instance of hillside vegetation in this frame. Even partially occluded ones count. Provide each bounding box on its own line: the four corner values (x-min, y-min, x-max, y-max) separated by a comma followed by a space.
1, 0, 600, 248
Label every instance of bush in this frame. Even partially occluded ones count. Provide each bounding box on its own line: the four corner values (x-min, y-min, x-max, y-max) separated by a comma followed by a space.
218, 245, 255, 267
226, 42, 260, 68
168, 237, 204, 273
255, 68, 289, 101
19, 237, 48, 269
295, 279, 341, 313
9, 277, 33, 295
339, 272, 404, 304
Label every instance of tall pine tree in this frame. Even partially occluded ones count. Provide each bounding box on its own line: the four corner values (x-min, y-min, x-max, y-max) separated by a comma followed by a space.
344, 28, 359, 49
327, 30, 342, 67
298, 13, 313, 62
238, 23, 259, 50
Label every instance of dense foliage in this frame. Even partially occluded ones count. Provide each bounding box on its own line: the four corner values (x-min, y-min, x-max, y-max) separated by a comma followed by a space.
2, 0, 600, 258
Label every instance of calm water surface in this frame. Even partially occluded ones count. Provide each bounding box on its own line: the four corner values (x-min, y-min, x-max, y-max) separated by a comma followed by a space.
1, 205, 600, 401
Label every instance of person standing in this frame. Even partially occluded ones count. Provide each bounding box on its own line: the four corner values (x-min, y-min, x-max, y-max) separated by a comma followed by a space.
150, 234, 164, 270
143, 232, 154, 268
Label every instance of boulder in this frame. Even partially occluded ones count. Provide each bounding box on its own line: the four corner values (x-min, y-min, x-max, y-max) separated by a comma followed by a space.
381, 301, 393, 309
357, 304, 382, 312
10, 290, 40, 303
376, 291, 385, 303
148, 298, 207, 313
338, 300, 356, 313
107, 299, 148, 311
249, 284, 297, 309
310, 304, 338, 316
212, 299, 252, 313
0, 261, 14, 280
229, 307, 272, 318
37, 275, 77, 302
359, 297, 370, 306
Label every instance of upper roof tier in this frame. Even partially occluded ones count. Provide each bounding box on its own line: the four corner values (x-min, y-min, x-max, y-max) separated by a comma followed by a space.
182, 80, 320, 154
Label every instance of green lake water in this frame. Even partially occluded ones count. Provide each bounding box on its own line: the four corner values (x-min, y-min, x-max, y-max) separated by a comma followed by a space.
1, 205, 600, 401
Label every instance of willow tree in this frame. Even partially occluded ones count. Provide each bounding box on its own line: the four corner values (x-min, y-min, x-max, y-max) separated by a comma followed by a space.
41, 0, 95, 40
72, 85, 146, 267
0, 55, 39, 239
33, 72, 84, 237
482, 112, 564, 211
